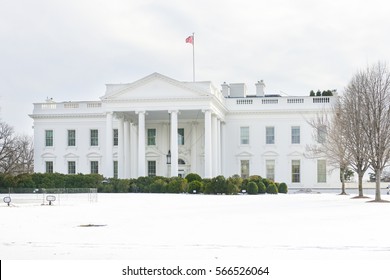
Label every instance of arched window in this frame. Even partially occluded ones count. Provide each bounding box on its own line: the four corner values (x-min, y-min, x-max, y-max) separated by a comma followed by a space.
178, 159, 186, 165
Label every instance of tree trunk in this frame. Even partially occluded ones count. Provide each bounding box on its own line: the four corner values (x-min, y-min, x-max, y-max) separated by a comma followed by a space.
375, 169, 382, 202
340, 167, 347, 195
358, 172, 364, 197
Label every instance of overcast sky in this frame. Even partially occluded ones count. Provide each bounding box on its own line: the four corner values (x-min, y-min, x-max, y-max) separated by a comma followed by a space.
1, 0, 390, 135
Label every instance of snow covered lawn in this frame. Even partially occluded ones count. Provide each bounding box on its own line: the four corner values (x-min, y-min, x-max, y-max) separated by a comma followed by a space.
1, 193, 390, 260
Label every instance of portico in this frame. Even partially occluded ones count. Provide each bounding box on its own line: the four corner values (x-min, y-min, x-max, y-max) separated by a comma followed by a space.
104, 107, 224, 179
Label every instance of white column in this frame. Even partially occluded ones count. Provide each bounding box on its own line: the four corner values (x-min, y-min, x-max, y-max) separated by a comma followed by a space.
137, 111, 146, 177
217, 118, 221, 175
105, 112, 113, 178
118, 117, 124, 178
221, 121, 226, 176
130, 123, 138, 178
204, 110, 212, 178
162, 122, 169, 177
170, 110, 179, 177
191, 121, 197, 173
124, 120, 130, 178
212, 114, 218, 177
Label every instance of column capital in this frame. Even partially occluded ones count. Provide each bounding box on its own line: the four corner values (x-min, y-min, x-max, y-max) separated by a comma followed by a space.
168, 110, 180, 114
135, 110, 146, 115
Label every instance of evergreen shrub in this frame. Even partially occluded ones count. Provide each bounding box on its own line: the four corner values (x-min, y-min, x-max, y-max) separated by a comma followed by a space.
188, 180, 202, 194
258, 181, 267, 194
247, 181, 258, 194
278, 182, 288, 193
266, 182, 278, 194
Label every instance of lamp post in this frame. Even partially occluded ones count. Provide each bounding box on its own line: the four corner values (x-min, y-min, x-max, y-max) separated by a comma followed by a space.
166, 150, 171, 165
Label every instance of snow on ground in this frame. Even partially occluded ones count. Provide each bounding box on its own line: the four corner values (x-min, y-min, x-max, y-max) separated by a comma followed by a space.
1, 192, 390, 260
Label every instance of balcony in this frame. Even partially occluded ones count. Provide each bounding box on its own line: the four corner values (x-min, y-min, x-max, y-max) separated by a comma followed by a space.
226, 96, 335, 112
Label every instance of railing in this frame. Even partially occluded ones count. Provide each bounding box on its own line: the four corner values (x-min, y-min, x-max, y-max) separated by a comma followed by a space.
236, 99, 253, 105
38, 102, 102, 110
313, 97, 330, 103
262, 99, 278, 104
287, 98, 304, 104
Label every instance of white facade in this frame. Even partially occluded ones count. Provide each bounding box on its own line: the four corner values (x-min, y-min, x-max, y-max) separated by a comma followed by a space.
30, 73, 339, 188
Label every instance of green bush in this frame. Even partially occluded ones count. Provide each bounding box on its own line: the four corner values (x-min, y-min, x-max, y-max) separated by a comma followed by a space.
266, 182, 278, 194
226, 176, 242, 194
167, 177, 187, 193
150, 178, 167, 193
211, 175, 227, 194
278, 182, 288, 193
258, 181, 266, 194
185, 173, 202, 183
188, 180, 202, 194
247, 181, 258, 194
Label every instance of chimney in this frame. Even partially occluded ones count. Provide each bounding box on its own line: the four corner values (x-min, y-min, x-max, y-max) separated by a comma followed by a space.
255, 80, 265, 97
221, 82, 230, 97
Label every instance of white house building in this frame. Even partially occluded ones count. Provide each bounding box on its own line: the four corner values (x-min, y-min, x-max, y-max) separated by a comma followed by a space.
30, 72, 339, 188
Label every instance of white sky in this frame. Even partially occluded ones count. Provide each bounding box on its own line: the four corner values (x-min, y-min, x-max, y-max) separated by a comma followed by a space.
1, 0, 390, 135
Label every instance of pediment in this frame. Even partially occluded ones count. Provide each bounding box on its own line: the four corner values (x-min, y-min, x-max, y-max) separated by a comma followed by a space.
101, 72, 211, 101
64, 152, 78, 158
262, 151, 279, 157
86, 152, 102, 158
235, 151, 253, 157
41, 152, 56, 158
287, 151, 303, 157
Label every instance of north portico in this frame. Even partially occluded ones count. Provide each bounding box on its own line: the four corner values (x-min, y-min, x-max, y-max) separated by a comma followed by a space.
30, 72, 340, 188
31, 72, 226, 179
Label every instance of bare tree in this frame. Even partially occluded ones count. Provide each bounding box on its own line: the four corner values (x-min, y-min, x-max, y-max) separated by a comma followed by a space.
0, 122, 17, 173
357, 62, 390, 202
0, 122, 34, 174
342, 78, 371, 198
306, 102, 350, 195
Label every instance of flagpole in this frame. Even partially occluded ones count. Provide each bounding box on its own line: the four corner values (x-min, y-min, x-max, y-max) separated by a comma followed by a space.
192, 32, 195, 82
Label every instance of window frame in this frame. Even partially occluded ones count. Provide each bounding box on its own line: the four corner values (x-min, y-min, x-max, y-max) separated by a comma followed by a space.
178, 128, 185, 145
266, 159, 275, 181
148, 160, 156, 177
90, 161, 99, 174
45, 161, 53, 173
90, 129, 99, 146
240, 126, 250, 145
291, 126, 300, 144
266, 126, 275, 144
291, 160, 301, 183
317, 159, 327, 183
45, 130, 53, 147
68, 161, 76, 174
147, 128, 156, 146
113, 129, 118, 146
67, 130, 76, 147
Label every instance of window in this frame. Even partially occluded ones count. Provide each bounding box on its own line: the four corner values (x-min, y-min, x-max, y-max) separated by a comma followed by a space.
113, 129, 118, 146
90, 161, 99, 174
45, 130, 53, 147
266, 127, 275, 144
90, 129, 98, 146
178, 128, 185, 145
148, 161, 156, 177
317, 160, 327, 183
113, 161, 118, 179
147, 129, 156, 146
266, 160, 275, 181
241, 160, 250, 179
68, 161, 76, 174
240, 127, 249, 145
45, 161, 53, 173
292, 160, 301, 183
291, 126, 300, 144
317, 126, 327, 143
68, 130, 76, 146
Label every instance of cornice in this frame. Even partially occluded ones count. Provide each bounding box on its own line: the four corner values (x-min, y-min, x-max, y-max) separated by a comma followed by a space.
29, 113, 106, 119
